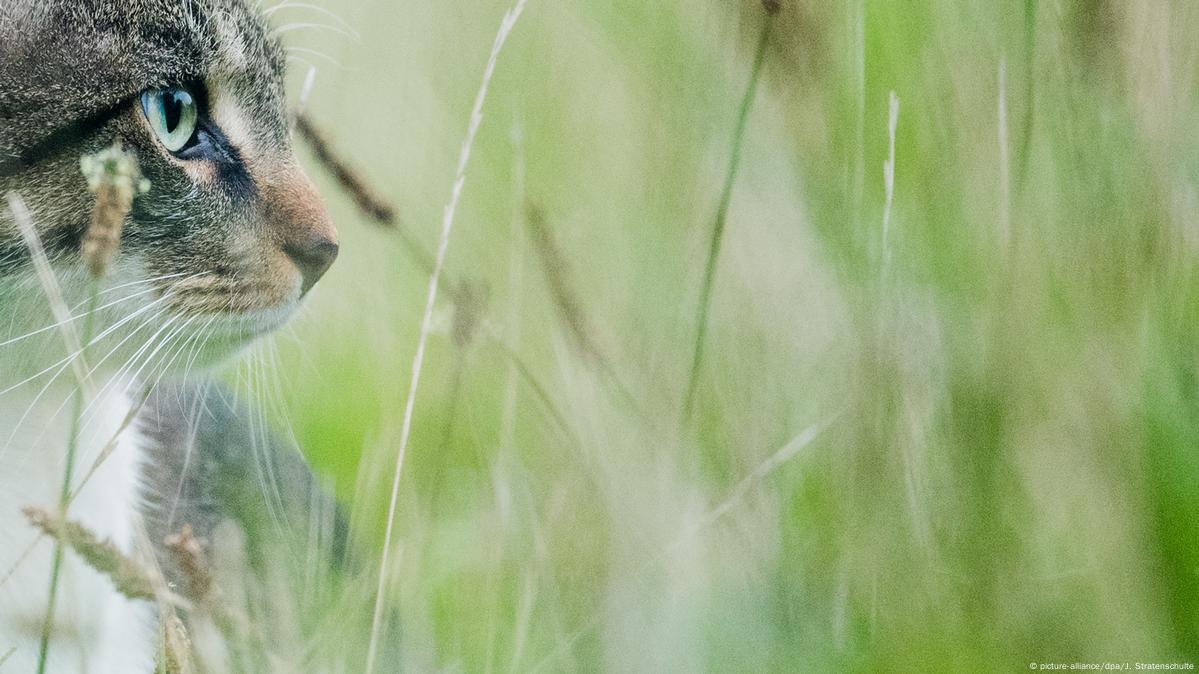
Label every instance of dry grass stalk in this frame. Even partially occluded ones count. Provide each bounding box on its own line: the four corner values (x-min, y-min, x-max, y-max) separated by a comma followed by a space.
524, 204, 606, 365
294, 113, 398, 224
22, 506, 156, 601
80, 142, 147, 279
525, 205, 640, 410
294, 113, 442, 277
451, 280, 489, 348
159, 614, 196, 674
881, 90, 900, 265
21, 510, 206, 670
5, 193, 93, 396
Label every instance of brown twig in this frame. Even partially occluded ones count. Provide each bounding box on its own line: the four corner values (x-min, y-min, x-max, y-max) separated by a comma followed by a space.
164, 524, 213, 602
524, 205, 607, 365
295, 112, 439, 278
525, 205, 640, 411
296, 112, 584, 437
294, 114, 399, 224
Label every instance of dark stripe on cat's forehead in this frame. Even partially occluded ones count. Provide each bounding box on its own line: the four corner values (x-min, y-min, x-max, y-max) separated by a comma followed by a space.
0, 105, 126, 179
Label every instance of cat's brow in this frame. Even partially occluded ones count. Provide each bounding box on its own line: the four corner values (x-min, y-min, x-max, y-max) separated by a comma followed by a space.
0, 103, 126, 179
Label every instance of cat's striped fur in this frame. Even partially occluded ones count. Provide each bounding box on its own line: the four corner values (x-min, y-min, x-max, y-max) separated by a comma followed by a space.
0, 1, 343, 670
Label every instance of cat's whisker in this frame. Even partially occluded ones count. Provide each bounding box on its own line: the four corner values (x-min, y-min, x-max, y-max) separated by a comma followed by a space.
248, 343, 296, 547
0, 302, 174, 457
93, 319, 199, 452
69, 312, 187, 436
297, 66, 318, 116
155, 314, 223, 529
148, 315, 210, 394
284, 46, 344, 69
68, 314, 204, 500
120, 315, 199, 399
180, 313, 221, 384
0, 360, 75, 459
265, 337, 302, 455
286, 55, 319, 72
60, 270, 190, 316
0, 293, 174, 399
262, 1, 358, 38
94, 271, 197, 299
0, 278, 186, 351
271, 22, 359, 42
0, 532, 45, 593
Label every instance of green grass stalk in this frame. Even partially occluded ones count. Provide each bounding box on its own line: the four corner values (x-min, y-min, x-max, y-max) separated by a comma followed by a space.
27, 144, 142, 673
35, 285, 98, 674
682, 5, 776, 424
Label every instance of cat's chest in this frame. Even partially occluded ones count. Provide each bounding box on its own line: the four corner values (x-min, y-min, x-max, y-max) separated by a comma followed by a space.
0, 378, 157, 672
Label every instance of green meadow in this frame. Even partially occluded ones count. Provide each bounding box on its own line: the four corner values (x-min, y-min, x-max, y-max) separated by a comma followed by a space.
258, 1, 1199, 670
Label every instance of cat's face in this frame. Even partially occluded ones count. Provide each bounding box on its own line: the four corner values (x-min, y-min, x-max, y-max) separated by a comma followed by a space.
0, 0, 337, 365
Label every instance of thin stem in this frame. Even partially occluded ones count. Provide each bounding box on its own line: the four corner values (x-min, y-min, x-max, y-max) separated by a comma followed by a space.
1016, 0, 1037, 193
363, 2, 529, 671
36, 282, 99, 674
681, 14, 774, 424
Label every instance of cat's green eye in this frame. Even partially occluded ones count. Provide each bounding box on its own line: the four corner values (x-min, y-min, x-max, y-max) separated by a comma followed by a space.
141, 88, 199, 153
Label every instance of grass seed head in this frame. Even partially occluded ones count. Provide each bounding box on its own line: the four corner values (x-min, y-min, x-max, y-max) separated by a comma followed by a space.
79, 142, 149, 279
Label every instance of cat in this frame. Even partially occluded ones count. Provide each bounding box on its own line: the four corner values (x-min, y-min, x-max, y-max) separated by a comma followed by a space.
0, 1, 344, 671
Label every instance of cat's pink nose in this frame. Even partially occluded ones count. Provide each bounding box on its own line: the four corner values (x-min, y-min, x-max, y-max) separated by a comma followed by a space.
284, 233, 339, 294
263, 167, 339, 296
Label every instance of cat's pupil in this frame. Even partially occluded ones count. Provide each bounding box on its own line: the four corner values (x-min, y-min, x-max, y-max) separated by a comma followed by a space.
163, 92, 184, 134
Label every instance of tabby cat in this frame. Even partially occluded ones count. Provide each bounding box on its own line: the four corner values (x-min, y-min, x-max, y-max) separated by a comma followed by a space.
0, 1, 343, 671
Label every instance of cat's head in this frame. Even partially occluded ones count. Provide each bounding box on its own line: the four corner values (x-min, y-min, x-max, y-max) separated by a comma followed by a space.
0, 0, 337, 363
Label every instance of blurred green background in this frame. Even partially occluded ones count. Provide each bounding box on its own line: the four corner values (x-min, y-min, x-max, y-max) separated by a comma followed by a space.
254, 0, 1199, 670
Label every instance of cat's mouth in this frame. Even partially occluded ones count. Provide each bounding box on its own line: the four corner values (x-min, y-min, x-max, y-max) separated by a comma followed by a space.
138, 271, 308, 365
160, 271, 303, 316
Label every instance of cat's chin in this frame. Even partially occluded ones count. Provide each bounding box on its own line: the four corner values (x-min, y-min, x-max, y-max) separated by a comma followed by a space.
164, 304, 300, 372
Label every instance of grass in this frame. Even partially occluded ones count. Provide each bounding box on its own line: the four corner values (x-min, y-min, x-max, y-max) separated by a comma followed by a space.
239, 0, 1199, 670
681, 2, 776, 423
6, 192, 96, 674
365, 1, 530, 670
11, 145, 144, 672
